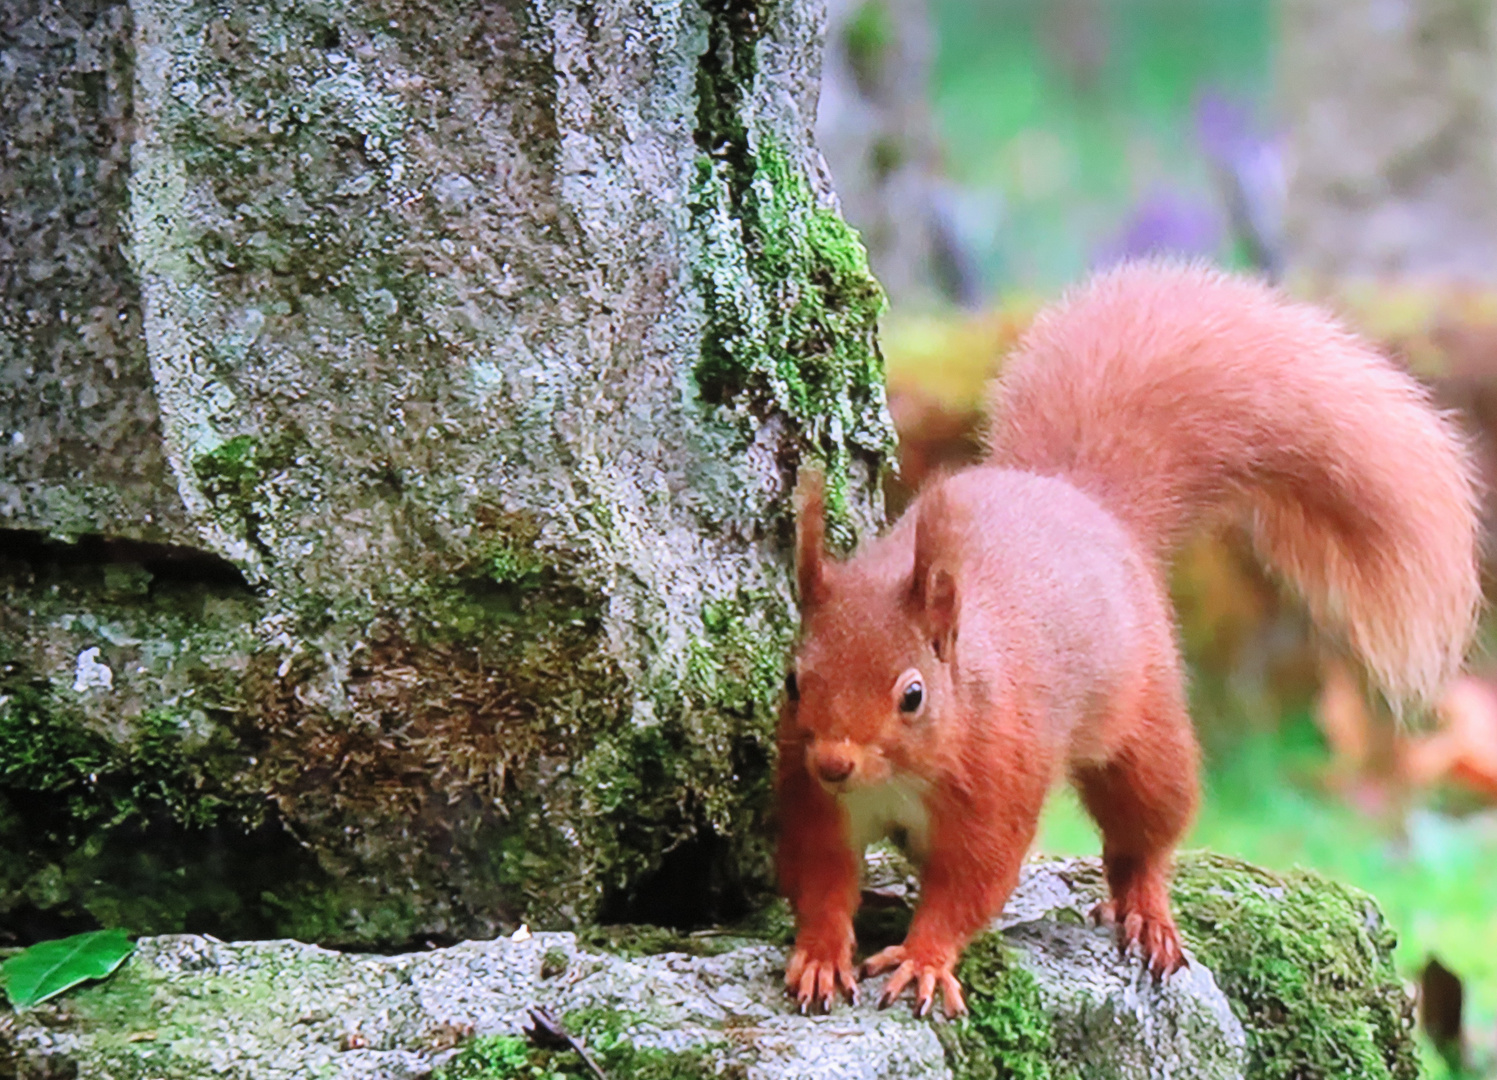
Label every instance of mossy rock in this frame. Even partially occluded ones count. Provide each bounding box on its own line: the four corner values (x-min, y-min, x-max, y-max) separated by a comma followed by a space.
1172, 854, 1419, 1080
1, 0, 890, 948
947, 853, 1418, 1080
0, 856, 1417, 1080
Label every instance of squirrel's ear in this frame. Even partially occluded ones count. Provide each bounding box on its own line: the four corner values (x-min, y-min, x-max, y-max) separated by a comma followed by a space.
911, 487, 961, 660
910, 563, 958, 665
794, 469, 830, 609
923, 567, 959, 661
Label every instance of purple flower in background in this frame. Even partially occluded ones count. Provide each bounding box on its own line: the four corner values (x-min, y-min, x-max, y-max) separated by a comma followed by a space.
1195, 90, 1286, 276
1095, 189, 1224, 268
1195, 91, 1256, 167
1095, 92, 1286, 277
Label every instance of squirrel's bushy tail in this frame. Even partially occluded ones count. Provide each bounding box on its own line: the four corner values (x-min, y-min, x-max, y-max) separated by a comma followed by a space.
987, 261, 1481, 706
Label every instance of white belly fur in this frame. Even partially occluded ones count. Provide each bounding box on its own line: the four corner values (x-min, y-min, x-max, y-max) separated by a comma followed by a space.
838, 776, 932, 865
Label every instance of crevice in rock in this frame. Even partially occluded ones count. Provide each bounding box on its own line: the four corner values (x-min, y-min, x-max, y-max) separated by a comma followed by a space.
0, 528, 252, 591
599, 823, 753, 930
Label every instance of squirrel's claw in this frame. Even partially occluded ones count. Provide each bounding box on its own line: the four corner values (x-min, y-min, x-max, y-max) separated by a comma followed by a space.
1121, 909, 1186, 978
785, 945, 858, 1013
842, 966, 862, 1005
862, 945, 967, 1018
1094, 899, 1186, 978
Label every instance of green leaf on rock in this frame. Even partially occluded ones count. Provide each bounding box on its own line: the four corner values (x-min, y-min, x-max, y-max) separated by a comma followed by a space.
1, 929, 135, 1009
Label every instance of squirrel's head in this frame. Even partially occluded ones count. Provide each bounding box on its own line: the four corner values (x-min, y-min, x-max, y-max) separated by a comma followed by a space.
782, 471, 963, 792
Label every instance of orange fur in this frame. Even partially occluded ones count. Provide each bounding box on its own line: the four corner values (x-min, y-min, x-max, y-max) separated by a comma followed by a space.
776, 262, 1482, 1017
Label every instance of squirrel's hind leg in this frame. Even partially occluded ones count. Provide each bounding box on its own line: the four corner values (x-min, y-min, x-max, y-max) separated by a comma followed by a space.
1072, 685, 1199, 976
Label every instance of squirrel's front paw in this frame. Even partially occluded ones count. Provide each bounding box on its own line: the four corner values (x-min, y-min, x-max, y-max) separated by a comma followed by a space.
785, 939, 859, 1013
861, 945, 967, 1018
1091, 897, 1187, 977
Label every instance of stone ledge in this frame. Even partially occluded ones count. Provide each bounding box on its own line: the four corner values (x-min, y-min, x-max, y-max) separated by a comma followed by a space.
1, 855, 1414, 1080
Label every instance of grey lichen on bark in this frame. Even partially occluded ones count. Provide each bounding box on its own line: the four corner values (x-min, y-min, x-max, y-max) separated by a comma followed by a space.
0, 0, 893, 943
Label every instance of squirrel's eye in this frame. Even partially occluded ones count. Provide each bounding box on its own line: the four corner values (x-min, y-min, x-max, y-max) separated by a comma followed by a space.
785, 670, 800, 702
899, 680, 924, 714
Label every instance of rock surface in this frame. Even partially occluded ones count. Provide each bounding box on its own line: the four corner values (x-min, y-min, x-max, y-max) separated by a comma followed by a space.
0, 855, 1420, 1080
0, 0, 890, 945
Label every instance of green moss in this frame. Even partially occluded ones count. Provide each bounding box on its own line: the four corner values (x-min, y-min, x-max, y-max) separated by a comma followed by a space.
580, 1036, 722, 1079
577, 923, 703, 958
683, 592, 792, 724
61, 942, 366, 1079
564, 1008, 724, 1080
434, 1012, 722, 1080
689, 0, 893, 548
0, 676, 335, 938
102, 563, 154, 598
691, 142, 892, 545
191, 434, 285, 556
192, 433, 257, 488
692, 0, 769, 177
484, 539, 546, 588
939, 934, 1058, 1080
466, 822, 596, 933
1172, 853, 1418, 1080
0, 683, 111, 818
677, 588, 797, 869
578, 589, 792, 924
0, 685, 244, 842
575, 919, 770, 959
733, 894, 796, 946
424, 510, 603, 639
572, 721, 713, 913
241, 531, 629, 940
0, 545, 356, 940
60, 969, 204, 1080
257, 879, 423, 948
434, 1034, 531, 1080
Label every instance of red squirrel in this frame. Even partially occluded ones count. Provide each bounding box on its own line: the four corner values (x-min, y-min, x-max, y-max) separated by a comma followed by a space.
776, 262, 1481, 1018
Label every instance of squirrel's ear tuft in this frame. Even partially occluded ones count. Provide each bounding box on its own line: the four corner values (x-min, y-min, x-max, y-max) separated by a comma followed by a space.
795, 469, 831, 609
911, 486, 961, 660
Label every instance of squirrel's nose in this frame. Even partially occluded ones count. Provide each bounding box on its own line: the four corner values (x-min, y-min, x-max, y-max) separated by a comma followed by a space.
814, 753, 855, 785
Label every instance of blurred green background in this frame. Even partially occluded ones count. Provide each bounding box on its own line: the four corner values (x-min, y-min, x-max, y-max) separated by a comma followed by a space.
835, 0, 1497, 1073
930, 0, 1271, 288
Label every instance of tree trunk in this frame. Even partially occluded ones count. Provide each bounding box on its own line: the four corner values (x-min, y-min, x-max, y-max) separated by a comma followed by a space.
0, 0, 891, 945
1281, 0, 1497, 281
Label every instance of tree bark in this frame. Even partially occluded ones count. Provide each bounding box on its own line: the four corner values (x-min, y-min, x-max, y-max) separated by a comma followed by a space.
0, 0, 891, 944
